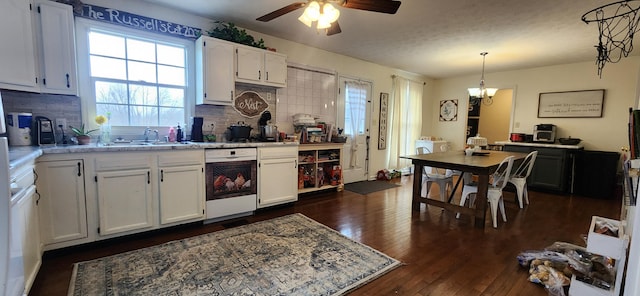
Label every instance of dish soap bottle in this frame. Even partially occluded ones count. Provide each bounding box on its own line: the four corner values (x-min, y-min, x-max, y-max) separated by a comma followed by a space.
168, 127, 176, 142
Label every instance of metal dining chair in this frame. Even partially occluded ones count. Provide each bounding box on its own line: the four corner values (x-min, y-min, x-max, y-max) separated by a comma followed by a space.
416, 147, 454, 201
456, 155, 515, 228
508, 151, 538, 208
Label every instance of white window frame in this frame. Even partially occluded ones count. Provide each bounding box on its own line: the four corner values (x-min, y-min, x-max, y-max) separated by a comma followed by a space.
75, 18, 195, 137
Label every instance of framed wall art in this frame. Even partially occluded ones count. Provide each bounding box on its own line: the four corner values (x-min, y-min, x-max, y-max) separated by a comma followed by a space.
378, 92, 389, 150
439, 99, 458, 121
537, 89, 605, 118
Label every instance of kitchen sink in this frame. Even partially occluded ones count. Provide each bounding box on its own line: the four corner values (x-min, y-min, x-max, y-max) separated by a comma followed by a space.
112, 140, 179, 146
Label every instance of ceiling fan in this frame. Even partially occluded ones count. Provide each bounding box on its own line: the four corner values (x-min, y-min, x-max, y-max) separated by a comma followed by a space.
256, 0, 402, 36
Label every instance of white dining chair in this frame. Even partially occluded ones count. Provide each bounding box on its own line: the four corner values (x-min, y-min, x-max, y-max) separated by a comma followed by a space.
416, 147, 454, 201
508, 151, 538, 208
456, 155, 515, 228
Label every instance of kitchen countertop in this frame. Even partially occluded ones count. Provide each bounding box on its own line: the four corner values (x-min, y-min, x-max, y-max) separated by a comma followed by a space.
8, 146, 43, 172
494, 140, 584, 149
8, 141, 298, 168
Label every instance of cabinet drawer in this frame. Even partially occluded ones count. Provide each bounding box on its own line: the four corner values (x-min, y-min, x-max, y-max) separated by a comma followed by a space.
94, 155, 152, 171
259, 146, 298, 159
158, 150, 203, 166
536, 147, 566, 157
10, 164, 35, 195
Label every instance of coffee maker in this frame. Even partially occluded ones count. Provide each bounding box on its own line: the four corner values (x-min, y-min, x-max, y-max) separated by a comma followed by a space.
258, 111, 278, 141
190, 117, 204, 142
34, 116, 56, 146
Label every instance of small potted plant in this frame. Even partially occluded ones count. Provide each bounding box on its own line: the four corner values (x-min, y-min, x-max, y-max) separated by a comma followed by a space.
69, 124, 98, 145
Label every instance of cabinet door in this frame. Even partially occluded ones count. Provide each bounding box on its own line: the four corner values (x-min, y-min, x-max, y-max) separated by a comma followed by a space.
529, 153, 567, 191
196, 37, 235, 105
159, 165, 204, 224
264, 52, 287, 86
0, 0, 38, 92
20, 186, 40, 294
36, 0, 77, 95
258, 157, 298, 208
96, 169, 154, 236
36, 160, 88, 244
236, 46, 263, 83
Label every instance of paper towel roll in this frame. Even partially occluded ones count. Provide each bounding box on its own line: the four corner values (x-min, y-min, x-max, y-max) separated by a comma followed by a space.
6, 112, 32, 146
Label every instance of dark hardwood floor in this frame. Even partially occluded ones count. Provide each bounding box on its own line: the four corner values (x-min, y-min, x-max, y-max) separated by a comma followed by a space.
29, 175, 621, 296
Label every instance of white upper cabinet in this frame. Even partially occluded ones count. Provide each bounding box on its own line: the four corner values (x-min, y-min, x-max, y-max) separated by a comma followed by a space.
264, 52, 287, 86
0, 0, 39, 92
236, 47, 287, 87
196, 36, 235, 105
196, 36, 288, 105
35, 0, 77, 95
0, 0, 77, 95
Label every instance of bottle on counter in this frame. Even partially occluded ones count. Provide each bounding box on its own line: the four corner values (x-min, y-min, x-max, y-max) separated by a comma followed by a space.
176, 124, 183, 142
168, 127, 176, 142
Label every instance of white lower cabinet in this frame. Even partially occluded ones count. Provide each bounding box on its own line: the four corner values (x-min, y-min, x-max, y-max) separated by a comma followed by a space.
257, 146, 298, 208
36, 159, 88, 247
158, 151, 205, 225
16, 185, 40, 294
9, 159, 40, 296
94, 154, 154, 236
96, 169, 154, 236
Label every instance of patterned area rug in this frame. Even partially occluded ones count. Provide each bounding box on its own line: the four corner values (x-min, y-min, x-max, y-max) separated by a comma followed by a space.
69, 213, 401, 295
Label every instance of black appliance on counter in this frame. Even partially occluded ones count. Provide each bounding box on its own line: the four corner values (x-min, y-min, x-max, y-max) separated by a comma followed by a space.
257, 111, 278, 142
191, 117, 204, 142
33, 116, 56, 146
533, 124, 556, 143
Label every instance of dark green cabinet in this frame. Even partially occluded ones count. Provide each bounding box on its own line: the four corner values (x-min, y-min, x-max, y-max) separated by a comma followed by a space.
503, 145, 577, 193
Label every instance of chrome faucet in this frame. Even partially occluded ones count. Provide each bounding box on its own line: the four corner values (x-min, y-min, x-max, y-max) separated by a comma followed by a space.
143, 127, 151, 142
153, 130, 159, 142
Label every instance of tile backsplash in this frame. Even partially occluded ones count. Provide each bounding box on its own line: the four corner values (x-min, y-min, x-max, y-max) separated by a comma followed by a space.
1, 63, 333, 142
1, 89, 82, 141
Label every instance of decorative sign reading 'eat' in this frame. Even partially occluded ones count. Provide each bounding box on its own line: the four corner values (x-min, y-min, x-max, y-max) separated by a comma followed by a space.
234, 91, 268, 118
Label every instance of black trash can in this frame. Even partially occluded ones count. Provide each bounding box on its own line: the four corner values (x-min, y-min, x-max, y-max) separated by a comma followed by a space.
573, 150, 620, 199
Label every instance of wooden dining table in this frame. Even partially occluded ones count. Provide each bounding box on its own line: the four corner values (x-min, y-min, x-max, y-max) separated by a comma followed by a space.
402, 150, 527, 228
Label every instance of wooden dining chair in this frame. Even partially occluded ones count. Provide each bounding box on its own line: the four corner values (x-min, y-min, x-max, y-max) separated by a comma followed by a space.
456, 155, 515, 228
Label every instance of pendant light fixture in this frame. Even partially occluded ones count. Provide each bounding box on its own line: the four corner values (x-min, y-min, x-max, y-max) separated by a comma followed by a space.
468, 52, 498, 106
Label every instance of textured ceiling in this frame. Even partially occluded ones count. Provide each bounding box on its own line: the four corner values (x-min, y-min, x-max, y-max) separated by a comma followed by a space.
141, 0, 633, 79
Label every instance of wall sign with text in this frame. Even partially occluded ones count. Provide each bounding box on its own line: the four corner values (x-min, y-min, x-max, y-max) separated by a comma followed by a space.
233, 91, 268, 118
538, 89, 605, 118
378, 93, 389, 150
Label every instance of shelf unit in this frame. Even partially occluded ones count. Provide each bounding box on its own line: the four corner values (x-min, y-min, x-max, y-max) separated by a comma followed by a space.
568, 216, 628, 296
297, 143, 343, 194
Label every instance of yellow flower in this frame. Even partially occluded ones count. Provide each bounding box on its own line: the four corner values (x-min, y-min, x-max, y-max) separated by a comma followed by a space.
95, 115, 107, 125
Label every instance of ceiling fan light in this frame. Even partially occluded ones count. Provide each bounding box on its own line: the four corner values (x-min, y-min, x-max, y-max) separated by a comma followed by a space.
316, 17, 332, 29
322, 3, 340, 23
298, 13, 313, 27
305, 1, 321, 21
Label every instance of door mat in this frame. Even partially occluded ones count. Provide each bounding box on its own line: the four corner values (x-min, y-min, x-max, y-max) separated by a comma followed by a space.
69, 213, 401, 296
344, 180, 401, 195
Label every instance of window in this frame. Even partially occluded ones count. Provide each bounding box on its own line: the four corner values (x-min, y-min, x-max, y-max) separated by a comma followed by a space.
76, 19, 194, 130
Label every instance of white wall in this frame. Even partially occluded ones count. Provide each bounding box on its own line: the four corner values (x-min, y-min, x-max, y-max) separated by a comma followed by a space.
82, 0, 432, 178
428, 57, 640, 152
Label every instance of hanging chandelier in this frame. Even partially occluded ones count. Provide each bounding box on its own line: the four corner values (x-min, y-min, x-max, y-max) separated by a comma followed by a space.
468, 52, 498, 106
298, 1, 340, 30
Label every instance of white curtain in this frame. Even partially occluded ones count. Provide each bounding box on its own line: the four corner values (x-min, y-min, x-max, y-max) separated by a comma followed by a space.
386, 76, 423, 170
344, 80, 368, 168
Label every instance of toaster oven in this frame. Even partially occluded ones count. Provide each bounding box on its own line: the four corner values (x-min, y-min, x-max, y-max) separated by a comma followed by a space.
533, 124, 556, 143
